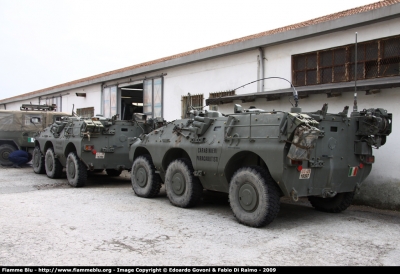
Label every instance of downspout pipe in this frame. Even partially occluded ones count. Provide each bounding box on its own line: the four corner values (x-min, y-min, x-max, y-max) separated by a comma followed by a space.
258, 47, 264, 93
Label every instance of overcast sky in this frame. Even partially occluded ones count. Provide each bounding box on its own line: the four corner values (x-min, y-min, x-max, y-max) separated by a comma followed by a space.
0, 0, 378, 100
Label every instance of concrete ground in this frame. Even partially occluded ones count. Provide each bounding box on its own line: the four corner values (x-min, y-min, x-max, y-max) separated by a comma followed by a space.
1, 164, 400, 266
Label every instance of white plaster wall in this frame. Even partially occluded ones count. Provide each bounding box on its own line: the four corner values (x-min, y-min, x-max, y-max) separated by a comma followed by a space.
61, 84, 102, 115
2, 83, 102, 115
163, 50, 259, 121
263, 17, 400, 91
3, 97, 41, 110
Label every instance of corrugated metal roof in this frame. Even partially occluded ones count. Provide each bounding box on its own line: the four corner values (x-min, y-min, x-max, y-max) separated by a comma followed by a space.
1, 0, 399, 103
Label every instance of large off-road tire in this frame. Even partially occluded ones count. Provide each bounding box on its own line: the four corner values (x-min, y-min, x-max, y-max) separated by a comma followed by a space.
106, 169, 122, 177
45, 147, 63, 179
32, 146, 45, 174
165, 158, 203, 208
0, 144, 16, 166
66, 151, 87, 187
131, 154, 162, 198
308, 191, 355, 213
229, 166, 281, 228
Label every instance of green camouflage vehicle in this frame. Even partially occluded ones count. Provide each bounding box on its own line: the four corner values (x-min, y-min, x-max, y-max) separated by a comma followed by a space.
33, 113, 163, 187
0, 104, 71, 166
128, 81, 392, 227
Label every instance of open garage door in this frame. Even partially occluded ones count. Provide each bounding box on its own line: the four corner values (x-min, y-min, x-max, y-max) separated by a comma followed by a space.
103, 76, 163, 120
119, 81, 144, 120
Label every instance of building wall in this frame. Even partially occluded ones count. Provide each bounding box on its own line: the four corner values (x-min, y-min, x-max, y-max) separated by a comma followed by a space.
61, 84, 102, 115
1, 83, 102, 115
216, 16, 400, 181
261, 17, 400, 92
162, 50, 259, 121
2, 97, 41, 110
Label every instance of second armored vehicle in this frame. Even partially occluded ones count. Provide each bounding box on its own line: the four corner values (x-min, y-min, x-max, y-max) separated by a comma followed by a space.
128, 85, 392, 227
33, 113, 162, 187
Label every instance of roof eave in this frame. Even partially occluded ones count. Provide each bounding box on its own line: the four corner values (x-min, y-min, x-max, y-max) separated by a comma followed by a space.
205, 76, 400, 105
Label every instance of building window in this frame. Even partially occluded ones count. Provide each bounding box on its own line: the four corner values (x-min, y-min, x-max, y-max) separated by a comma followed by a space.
292, 35, 400, 87
77, 107, 94, 118
143, 77, 163, 119
181, 94, 203, 118
208, 90, 236, 111
103, 86, 117, 118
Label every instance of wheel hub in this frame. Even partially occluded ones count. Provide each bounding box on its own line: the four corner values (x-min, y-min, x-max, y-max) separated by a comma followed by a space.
171, 172, 185, 195
136, 167, 148, 187
46, 155, 53, 171
68, 161, 76, 178
2, 151, 10, 159
33, 153, 40, 167
238, 183, 258, 211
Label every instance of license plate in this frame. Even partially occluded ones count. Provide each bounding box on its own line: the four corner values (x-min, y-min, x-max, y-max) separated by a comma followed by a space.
95, 152, 105, 159
299, 168, 311, 179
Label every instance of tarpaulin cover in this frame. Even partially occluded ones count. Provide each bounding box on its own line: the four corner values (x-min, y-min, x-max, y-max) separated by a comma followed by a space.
0, 111, 70, 132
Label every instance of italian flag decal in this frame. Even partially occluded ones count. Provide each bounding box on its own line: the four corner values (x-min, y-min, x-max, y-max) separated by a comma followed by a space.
348, 166, 358, 177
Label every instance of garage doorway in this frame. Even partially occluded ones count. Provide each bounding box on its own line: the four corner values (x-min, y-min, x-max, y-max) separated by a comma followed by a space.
103, 76, 163, 120
119, 82, 144, 120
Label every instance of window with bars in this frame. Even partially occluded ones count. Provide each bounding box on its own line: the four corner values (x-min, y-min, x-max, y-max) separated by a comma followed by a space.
181, 94, 203, 118
208, 90, 235, 111
292, 35, 400, 87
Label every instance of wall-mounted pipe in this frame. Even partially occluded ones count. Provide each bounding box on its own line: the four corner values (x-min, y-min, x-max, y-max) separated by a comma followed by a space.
258, 47, 265, 93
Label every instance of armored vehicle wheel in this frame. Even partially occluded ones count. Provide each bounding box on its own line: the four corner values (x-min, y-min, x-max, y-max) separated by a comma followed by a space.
32, 146, 45, 174
229, 166, 280, 228
0, 144, 16, 166
131, 154, 162, 198
165, 158, 203, 208
308, 191, 355, 213
66, 151, 87, 187
45, 147, 63, 179
106, 169, 122, 177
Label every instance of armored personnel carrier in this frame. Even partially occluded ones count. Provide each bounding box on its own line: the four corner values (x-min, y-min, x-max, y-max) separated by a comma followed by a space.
33, 113, 163, 187
0, 104, 71, 166
128, 80, 392, 227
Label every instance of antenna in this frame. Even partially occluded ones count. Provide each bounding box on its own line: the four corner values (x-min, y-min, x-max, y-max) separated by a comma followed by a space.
353, 32, 358, 113
233, 76, 299, 107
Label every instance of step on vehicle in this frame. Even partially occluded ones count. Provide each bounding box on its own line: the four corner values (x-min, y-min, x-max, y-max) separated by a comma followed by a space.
0, 104, 71, 166
128, 78, 392, 227
33, 112, 164, 187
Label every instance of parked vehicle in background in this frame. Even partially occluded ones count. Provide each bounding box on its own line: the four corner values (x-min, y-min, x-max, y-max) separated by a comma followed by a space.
128, 81, 392, 228
0, 104, 71, 166
32, 112, 164, 187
